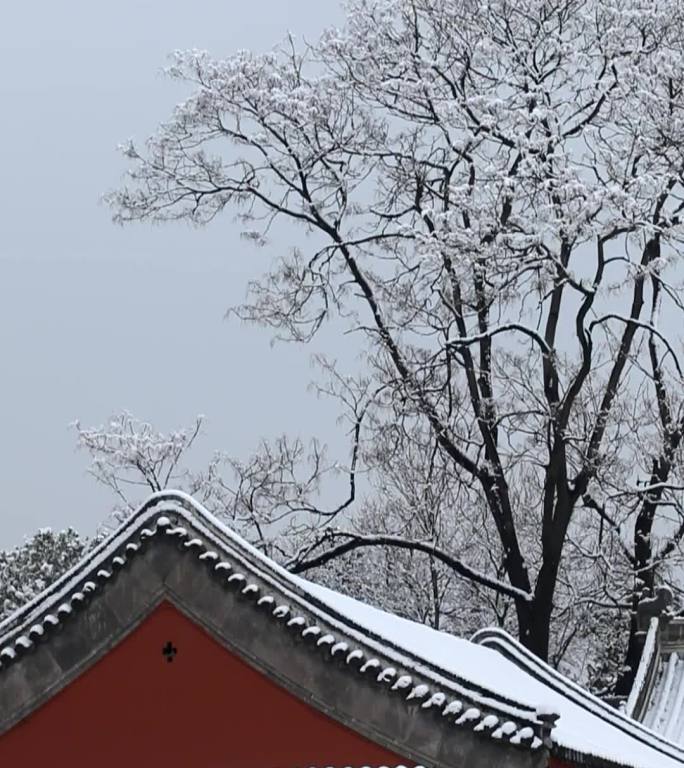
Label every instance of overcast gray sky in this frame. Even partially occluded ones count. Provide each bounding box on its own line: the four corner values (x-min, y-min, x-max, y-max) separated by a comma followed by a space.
0, 1, 347, 548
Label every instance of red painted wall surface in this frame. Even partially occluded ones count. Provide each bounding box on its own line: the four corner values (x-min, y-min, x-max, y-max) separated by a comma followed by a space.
0, 602, 405, 768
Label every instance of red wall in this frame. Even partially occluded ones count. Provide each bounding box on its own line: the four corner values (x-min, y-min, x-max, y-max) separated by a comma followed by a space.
0, 602, 405, 768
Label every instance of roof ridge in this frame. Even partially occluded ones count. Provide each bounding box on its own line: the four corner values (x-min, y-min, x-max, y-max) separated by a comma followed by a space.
0, 492, 547, 755
472, 627, 684, 763
0, 491, 181, 638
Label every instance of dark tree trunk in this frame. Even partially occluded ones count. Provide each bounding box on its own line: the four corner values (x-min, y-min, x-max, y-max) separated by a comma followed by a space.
614, 604, 641, 697
519, 601, 553, 661
614, 465, 660, 696
516, 572, 557, 663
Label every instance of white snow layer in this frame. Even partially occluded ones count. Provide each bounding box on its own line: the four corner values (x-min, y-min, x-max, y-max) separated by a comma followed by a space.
295, 581, 684, 768
3, 490, 684, 768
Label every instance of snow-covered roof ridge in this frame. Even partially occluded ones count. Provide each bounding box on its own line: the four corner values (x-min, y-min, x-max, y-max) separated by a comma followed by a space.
472, 627, 684, 767
5, 491, 684, 767
630, 614, 684, 749
0, 491, 547, 754
625, 618, 661, 720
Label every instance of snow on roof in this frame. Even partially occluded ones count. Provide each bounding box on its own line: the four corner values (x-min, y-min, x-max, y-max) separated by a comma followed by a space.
297, 580, 684, 768
642, 651, 684, 743
2, 490, 684, 768
630, 617, 684, 751
0, 492, 545, 757
625, 618, 661, 720
473, 630, 684, 768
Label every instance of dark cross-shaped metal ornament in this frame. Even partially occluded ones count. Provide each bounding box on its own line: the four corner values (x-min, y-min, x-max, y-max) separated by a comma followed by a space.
162, 641, 178, 663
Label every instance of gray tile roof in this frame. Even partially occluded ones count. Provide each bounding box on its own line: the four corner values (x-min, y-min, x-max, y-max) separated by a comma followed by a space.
0, 491, 547, 768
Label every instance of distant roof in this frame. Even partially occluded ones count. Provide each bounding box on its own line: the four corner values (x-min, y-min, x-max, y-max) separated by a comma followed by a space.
642, 651, 684, 743
1, 491, 683, 768
628, 614, 684, 751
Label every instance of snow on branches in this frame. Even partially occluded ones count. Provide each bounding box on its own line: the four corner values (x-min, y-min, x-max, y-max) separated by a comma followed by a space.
0, 529, 85, 622
73, 413, 204, 521
106, 0, 684, 692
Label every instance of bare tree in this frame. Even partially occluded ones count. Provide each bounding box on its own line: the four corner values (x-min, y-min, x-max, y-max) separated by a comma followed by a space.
73, 413, 341, 552
73, 413, 203, 517
106, 0, 684, 689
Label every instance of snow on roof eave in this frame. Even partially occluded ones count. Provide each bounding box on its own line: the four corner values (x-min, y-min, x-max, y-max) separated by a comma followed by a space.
472, 627, 684, 766
0, 494, 170, 638
0, 491, 536, 714
625, 617, 660, 720
0, 489, 293, 640
0, 491, 548, 754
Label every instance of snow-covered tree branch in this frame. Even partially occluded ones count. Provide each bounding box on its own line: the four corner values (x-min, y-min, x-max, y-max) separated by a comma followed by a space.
0, 529, 85, 622
101, 0, 684, 693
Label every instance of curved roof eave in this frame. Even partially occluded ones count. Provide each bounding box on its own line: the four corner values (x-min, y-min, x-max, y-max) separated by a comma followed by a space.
472, 627, 684, 768
0, 491, 546, 768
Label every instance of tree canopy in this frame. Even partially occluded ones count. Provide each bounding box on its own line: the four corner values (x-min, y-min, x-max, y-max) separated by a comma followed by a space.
0, 529, 85, 622
103, 0, 684, 693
